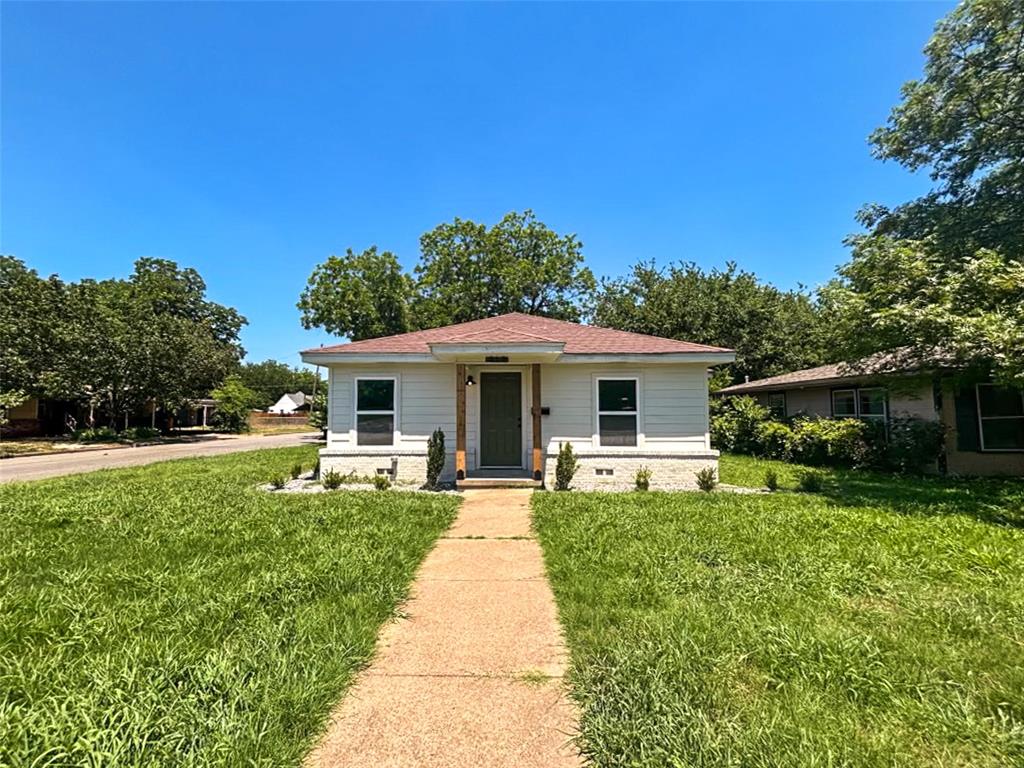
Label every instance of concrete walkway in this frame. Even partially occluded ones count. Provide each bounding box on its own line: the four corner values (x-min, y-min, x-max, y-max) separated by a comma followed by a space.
0, 431, 321, 483
307, 489, 582, 768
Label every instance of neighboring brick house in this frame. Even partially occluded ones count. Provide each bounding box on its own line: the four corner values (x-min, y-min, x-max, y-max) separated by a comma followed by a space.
717, 357, 1024, 477
300, 312, 735, 490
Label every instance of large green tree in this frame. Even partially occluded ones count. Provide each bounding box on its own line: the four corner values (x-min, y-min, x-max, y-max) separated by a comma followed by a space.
595, 261, 827, 385
0, 257, 66, 400
829, 0, 1024, 386
298, 210, 595, 340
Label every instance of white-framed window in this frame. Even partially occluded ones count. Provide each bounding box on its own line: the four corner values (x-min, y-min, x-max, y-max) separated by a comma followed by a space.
354, 377, 396, 446
767, 392, 786, 419
977, 383, 1024, 451
831, 387, 886, 423
596, 377, 639, 447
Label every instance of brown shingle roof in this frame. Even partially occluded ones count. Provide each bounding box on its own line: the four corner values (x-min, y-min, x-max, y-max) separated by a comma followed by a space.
302, 312, 731, 356
717, 350, 929, 394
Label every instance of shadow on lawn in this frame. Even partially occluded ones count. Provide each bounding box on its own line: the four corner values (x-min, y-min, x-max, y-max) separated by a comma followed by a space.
820, 471, 1024, 529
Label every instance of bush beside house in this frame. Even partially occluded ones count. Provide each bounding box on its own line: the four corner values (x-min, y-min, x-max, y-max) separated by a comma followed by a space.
711, 396, 944, 473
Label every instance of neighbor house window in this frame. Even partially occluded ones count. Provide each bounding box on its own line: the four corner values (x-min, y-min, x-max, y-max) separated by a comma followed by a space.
597, 378, 638, 447
832, 387, 886, 423
767, 392, 786, 419
977, 384, 1024, 451
355, 378, 395, 446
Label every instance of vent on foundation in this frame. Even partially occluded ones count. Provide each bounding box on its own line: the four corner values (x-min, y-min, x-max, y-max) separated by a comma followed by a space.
376, 467, 393, 476
595, 468, 614, 476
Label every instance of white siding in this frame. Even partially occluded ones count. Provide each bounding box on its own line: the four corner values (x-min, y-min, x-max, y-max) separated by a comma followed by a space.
325, 360, 713, 466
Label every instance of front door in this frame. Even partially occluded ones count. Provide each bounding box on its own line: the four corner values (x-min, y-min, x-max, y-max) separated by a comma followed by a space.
480, 372, 522, 467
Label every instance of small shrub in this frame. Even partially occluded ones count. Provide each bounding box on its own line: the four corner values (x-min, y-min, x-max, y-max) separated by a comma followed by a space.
321, 469, 343, 490
754, 420, 794, 460
554, 442, 579, 491
209, 375, 258, 433
790, 417, 871, 468
120, 426, 160, 442
635, 465, 652, 492
373, 473, 391, 491
290, 462, 303, 480
710, 396, 772, 454
797, 469, 825, 493
764, 468, 779, 492
886, 416, 945, 474
426, 428, 446, 488
269, 474, 286, 490
71, 426, 119, 443
696, 466, 717, 492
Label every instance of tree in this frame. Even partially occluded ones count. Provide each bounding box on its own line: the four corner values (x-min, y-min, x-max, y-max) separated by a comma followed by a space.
0, 256, 66, 398
298, 211, 595, 340
298, 247, 413, 340
413, 210, 595, 327
830, 0, 1024, 385
210, 376, 258, 433
307, 388, 327, 433
236, 360, 321, 409
595, 261, 827, 384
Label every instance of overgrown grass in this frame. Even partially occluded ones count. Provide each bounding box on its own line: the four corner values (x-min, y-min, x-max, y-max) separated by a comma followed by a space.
534, 468, 1024, 766
0, 446, 459, 766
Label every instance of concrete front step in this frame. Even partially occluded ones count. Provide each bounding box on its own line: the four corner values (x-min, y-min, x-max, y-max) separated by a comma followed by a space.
456, 477, 543, 489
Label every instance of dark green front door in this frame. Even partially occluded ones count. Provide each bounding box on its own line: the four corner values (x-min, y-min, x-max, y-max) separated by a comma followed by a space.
480, 372, 522, 467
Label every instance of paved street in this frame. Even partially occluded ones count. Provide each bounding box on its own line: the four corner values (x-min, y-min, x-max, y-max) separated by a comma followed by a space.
0, 432, 322, 483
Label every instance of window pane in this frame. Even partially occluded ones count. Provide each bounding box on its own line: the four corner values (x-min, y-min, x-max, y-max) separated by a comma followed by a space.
981, 418, 1024, 450
599, 380, 637, 412
357, 414, 394, 445
859, 389, 886, 417
979, 385, 1024, 418
357, 379, 394, 411
768, 393, 786, 418
832, 390, 856, 417
599, 414, 637, 446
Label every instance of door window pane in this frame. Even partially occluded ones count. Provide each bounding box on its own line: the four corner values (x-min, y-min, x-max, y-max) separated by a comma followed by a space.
598, 380, 637, 412
599, 415, 637, 446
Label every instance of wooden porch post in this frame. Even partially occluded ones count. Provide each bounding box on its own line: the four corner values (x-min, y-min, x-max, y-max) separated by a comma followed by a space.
531, 363, 543, 481
456, 364, 467, 480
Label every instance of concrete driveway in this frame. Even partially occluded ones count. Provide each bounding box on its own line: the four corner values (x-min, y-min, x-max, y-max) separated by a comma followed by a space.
0, 431, 322, 483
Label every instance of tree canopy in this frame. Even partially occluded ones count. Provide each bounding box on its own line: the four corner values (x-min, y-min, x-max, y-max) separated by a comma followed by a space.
298, 210, 595, 340
828, 0, 1024, 386
595, 261, 827, 385
0, 256, 246, 425
236, 359, 322, 409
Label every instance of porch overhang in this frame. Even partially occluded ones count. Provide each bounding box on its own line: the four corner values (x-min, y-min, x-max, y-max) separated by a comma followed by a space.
428, 342, 565, 363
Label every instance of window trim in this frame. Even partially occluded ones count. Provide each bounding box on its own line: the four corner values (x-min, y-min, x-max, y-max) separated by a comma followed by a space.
353, 375, 399, 447
830, 386, 887, 422
976, 383, 1024, 453
594, 375, 641, 448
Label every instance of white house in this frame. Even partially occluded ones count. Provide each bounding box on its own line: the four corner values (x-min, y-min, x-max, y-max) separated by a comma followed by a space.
268, 391, 309, 414
300, 313, 734, 489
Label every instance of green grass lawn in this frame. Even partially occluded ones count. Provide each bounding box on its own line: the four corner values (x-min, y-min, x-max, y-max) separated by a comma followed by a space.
534, 455, 1024, 767
0, 447, 459, 766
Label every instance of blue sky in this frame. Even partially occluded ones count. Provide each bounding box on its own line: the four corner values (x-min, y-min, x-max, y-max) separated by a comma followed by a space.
2, 1, 953, 367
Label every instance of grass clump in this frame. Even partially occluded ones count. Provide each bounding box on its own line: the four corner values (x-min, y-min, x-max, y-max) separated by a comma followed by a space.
533, 471, 1024, 767
269, 473, 286, 490
0, 446, 459, 765
764, 467, 779, 492
373, 473, 391, 491
797, 469, 825, 493
695, 466, 717, 492
290, 462, 303, 480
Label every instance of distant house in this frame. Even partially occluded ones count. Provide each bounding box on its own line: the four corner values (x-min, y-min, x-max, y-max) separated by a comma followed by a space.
717, 355, 1023, 477
300, 312, 734, 489
268, 391, 311, 415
